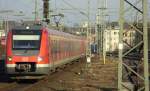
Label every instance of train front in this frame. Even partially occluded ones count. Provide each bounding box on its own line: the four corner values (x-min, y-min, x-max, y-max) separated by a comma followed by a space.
6, 26, 50, 79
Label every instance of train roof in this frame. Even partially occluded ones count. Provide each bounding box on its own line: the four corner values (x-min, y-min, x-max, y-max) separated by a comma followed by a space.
12, 25, 42, 30
11, 25, 85, 40
47, 29, 84, 40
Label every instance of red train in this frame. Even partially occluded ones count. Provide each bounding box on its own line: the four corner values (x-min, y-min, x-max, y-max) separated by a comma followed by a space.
6, 25, 86, 79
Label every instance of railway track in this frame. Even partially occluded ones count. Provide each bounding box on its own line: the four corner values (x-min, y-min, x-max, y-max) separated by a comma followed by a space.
0, 71, 55, 91
0, 56, 119, 91
0, 74, 53, 91
0, 58, 85, 91
4, 79, 47, 91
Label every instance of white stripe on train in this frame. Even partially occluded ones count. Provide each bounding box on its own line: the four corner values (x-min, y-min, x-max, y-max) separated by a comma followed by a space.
6, 64, 50, 67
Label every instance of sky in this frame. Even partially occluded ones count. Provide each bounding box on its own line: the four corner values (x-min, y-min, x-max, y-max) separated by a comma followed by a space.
0, 0, 149, 27
50, 0, 120, 26
0, 0, 43, 20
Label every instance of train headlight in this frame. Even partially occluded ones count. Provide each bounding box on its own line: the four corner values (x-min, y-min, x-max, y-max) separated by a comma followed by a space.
26, 26, 30, 29
37, 56, 43, 62
8, 57, 12, 61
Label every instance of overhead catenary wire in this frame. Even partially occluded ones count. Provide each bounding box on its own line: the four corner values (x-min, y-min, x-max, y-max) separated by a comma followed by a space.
61, 0, 88, 17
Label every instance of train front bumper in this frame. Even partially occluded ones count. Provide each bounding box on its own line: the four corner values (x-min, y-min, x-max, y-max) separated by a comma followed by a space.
6, 64, 51, 75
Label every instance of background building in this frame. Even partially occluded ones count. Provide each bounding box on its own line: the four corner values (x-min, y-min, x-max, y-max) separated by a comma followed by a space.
104, 27, 136, 53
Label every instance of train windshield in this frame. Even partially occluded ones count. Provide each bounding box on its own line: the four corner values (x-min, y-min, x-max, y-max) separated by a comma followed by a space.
12, 29, 41, 50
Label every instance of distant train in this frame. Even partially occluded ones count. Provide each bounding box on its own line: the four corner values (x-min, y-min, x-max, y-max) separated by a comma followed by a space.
6, 25, 86, 79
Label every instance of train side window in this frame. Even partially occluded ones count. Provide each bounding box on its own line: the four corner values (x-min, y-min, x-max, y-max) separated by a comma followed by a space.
66, 41, 68, 52
69, 41, 71, 52
57, 40, 60, 53
53, 40, 57, 54
52, 40, 54, 53
51, 40, 55, 60
56, 40, 58, 53
66, 41, 69, 52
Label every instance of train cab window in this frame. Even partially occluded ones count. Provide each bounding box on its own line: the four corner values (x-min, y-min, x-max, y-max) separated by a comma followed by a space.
12, 29, 41, 50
